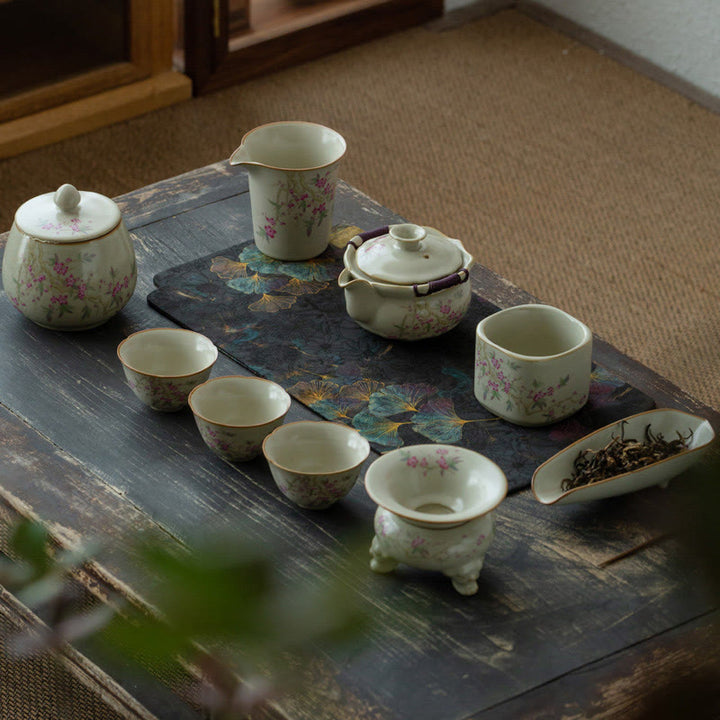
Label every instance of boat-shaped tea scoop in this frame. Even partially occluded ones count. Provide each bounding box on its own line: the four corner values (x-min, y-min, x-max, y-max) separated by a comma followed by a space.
532, 408, 715, 505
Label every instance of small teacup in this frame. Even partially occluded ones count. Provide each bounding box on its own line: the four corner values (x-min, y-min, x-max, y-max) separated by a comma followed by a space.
188, 376, 291, 462
262, 421, 370, 509
474, 304, 592, 426
117, 328, 218, 411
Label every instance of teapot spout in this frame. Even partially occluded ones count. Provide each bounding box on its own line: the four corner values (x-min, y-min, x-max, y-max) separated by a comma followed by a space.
338, 269, 378, 325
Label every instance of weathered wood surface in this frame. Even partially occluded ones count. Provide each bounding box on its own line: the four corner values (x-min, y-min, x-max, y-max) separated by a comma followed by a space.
0, 161, 718, 720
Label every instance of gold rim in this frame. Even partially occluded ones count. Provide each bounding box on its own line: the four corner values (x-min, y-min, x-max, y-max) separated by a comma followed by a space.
188, 376, 291, 428
117, 328, 218, 379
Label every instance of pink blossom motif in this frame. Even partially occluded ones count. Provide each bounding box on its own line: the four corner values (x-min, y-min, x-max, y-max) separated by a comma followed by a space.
77, 283, 87, 300
439, 303, 451, 314
50, 295, 68, 305
419, 458, 428, 468
53, 260, 69, 275
410, 537, 425, 548
491, 357, 502, 369
438, 456, 449, 470
546, 386, 554, 396
406, 456, 418, 468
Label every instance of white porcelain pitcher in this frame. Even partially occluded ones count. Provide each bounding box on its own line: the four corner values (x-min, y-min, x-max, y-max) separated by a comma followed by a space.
229, 121, 346, 261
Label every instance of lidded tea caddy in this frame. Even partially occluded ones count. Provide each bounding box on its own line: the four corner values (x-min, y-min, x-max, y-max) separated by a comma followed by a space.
338, 223, 474, 340
2, 183, 137, 330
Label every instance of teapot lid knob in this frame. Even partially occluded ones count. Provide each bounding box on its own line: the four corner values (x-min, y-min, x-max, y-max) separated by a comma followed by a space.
389, 223, 427, 251
54, 184, 81, 213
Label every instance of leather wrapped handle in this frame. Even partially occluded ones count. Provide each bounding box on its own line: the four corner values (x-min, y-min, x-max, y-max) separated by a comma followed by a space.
348, 225, 389, 248
414, 269, 470, 297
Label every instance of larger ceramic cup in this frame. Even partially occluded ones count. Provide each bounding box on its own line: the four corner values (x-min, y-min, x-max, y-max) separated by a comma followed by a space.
229, 121, 346, 261
474, 304, 592, 426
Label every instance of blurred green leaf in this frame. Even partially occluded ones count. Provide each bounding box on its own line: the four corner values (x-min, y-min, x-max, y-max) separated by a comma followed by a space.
10, 520, 51, 575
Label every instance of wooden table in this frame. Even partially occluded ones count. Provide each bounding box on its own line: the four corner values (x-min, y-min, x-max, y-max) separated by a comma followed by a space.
1, 163, 718, 719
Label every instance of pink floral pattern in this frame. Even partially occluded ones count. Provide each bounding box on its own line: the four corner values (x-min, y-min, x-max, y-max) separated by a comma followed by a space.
122, 368, 212, 412
382, 285, 471, 341
257, 170, 337, 247
193, 417, 283, 462
6, 242, 135, 329
399, 447, 462, 476
271, 469, 358, 510
475, 345, 587, 423
370, 508, 496, 595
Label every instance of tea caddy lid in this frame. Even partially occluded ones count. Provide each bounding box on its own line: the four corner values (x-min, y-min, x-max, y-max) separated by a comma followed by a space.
354, 224, 464, 284
15, 184, 121, 243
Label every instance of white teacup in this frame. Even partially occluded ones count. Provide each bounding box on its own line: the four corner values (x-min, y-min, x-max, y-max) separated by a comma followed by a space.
474, 304, 592, 426
117, 328, 218, 412
189, 376, 291, 462
262, 421, 370, 509
229, 121, 346, 261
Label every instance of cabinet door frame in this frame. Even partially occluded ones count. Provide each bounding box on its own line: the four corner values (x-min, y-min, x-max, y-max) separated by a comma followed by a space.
0, 0, 177, 124
183, 0, 443, 96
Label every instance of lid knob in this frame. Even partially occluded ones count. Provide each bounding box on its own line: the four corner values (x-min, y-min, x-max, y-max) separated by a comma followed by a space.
54, 184, 81, 214
390, 223, 427, 251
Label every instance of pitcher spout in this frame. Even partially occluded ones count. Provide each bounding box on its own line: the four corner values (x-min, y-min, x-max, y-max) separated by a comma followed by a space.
338, 269, 379, 325
229, 143, 254, 166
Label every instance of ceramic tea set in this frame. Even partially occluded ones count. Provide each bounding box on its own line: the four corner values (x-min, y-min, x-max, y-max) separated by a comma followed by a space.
2, 121, 713, 596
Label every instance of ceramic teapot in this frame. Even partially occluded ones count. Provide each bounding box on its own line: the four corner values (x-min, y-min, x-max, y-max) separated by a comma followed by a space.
338, 223, 474, 340
2, 184, 136, 330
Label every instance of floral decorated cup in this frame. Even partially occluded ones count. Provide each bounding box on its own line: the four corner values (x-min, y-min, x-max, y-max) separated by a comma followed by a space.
188, 376, 291, 462
229, 121, 346, 261
2, 183, 136, 330
117, 328, 218, 411
474, 304, 592, 426
262, 421, 370, 509
364, 445, 507, 595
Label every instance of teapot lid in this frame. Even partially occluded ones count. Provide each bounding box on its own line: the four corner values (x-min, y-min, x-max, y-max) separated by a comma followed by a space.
15, 184, 121, 243
354, 224, 464, 284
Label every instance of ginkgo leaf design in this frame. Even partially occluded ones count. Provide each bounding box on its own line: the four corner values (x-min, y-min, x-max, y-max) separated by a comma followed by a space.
278, 278, 328, 296
311, 398, 357, 421
228, 274, 285, 295
210, 256, 248, 280
411, 397, 469, 444
239, 244, 336, 282
342, 379, 386, 403
248, 294, 296, 313
351, 410, 406, 448
287, 379, 340, 405
367, 383, 437, 417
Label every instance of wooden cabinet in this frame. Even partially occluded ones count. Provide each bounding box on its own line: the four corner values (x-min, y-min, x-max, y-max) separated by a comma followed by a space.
182, 0, 443, 95
0, 0, 441, 159
0, 0, 191, 159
